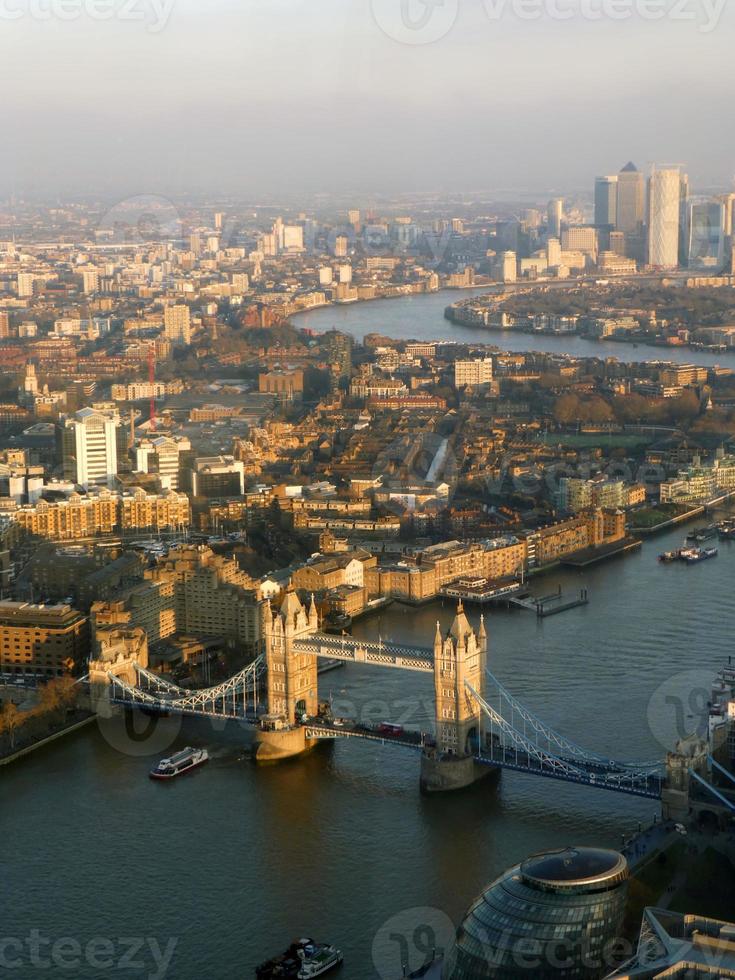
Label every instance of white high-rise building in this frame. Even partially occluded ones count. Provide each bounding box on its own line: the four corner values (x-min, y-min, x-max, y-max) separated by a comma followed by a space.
454, 358, 494, 388
59, 408, 119, 489
547, 238, 562, 268
498, 251, 517, 283
547, 199, 564, 238
17, 273, 34, 298
80, 267, 100, 294
647, 167, 683, 269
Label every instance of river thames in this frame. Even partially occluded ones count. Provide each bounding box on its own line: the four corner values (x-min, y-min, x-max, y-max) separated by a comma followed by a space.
3, 292, 735, 979
294, 287, 735, 371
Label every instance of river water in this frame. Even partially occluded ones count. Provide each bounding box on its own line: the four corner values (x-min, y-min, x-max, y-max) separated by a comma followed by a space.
3, 291, 735, 980
295, 288, 735, 370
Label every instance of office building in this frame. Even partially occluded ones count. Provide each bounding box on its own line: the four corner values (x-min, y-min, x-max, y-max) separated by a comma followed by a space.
561, 226, 598, 262
0, 601, 89, 677
595, 175, 618, 227
497, 250, 517, 283
187, 456, 245, 498
616, 161, 646, 234
163, 304, 191, 345
547, 198, 564, 238
687, 199, 726, 269
647, 167, 683, 269
58, 407, 119, 489
443, 847, 629, 979
0, 312, 10, 339
135, 435, 191, 490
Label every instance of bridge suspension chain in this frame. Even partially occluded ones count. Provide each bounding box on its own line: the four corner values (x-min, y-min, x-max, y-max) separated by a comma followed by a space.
484, 669, 661, 773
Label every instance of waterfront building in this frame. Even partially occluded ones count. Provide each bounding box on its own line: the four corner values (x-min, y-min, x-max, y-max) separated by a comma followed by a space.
442, 847, 629, 979
119, 487, 190, 531
660, 452, 735, 503
557, 477, 627, 514
647, 167, 682, 269
93, 545, 262, 657
605, 908, 735, 978
0, 601, 89, 677
659, 363, 708, 387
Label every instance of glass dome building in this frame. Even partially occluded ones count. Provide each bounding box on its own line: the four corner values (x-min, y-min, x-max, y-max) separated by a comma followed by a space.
442, 847, 629, 979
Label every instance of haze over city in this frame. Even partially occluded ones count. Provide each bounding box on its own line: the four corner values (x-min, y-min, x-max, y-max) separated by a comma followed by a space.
2, 0, 735, 199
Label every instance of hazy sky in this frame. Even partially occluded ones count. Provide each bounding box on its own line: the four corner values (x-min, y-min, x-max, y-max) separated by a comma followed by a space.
1, 0, 734, 199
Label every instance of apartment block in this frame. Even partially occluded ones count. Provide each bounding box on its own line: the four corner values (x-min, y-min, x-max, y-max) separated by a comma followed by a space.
0, 601, 89, 677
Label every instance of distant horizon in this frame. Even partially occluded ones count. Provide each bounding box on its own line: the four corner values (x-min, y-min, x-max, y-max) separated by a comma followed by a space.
2, 0, 733, 198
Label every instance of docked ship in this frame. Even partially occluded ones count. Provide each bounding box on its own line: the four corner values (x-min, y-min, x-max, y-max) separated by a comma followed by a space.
149, 747, 209, 780
680, 547, 718, 564
255, 939, 343, 979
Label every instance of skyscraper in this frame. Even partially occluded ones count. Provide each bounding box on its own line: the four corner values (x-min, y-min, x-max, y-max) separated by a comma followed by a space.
647, 166, 683, 269
616, 161, 646, 234
594, 176, 618, 228
687, 200, 726, 269
547, 198, 563, 239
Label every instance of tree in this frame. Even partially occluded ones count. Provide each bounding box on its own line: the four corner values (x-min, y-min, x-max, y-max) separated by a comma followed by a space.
1, 702, 20, 751
553, 394, 581, 425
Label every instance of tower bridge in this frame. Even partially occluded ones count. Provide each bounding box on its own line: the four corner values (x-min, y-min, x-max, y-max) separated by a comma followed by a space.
88, 588, 735, 814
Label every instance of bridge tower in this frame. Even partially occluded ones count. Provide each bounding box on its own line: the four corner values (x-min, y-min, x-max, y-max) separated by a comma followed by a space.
255, 587, 320, 763
421, 604, 494, 793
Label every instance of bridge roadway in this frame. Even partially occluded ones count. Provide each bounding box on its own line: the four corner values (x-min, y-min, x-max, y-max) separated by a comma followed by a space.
292, 633, 434, 672
303, 721, 663, 799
